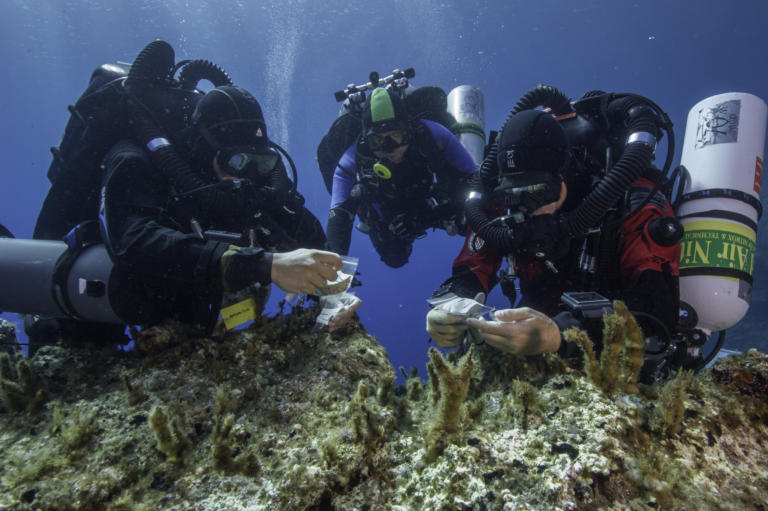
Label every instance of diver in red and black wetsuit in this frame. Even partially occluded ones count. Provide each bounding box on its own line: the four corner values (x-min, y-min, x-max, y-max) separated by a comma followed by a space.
427, 86, 684, 372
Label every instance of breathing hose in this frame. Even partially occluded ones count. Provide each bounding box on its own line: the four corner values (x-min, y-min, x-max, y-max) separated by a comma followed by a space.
125, 40, 226, 198
124, 40, 297, 214
124, 40, 176, 92
271, 142, 299, 194
176, 59, 233, 89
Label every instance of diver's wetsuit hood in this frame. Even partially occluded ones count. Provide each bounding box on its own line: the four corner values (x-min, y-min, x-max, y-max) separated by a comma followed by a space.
188, 86, 269, 166
493, 109, 570, 212
362, 88, 412, 141
182, 85, 298, 192
191, 86, 268, 148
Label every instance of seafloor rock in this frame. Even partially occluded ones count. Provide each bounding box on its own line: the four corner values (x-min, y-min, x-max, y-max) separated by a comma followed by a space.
1, 305, 767, 510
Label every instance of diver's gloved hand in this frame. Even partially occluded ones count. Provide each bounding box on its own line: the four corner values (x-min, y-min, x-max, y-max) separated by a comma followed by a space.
388, 213, 415, 240
221, 245, 272, 293
426, 292, 486, 348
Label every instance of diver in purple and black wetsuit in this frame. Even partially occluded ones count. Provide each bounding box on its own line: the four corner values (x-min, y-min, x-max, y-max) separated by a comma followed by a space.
325, 87, 476, 268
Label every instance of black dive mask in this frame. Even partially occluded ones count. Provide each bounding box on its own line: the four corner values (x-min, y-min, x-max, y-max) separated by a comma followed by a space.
493, 170, 562, 214
367, 129, 409, 153
216, 146, 280, 182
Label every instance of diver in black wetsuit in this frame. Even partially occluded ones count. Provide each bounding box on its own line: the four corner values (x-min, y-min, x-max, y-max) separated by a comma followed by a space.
97, 84, 335, 326
9, 40, 357, 352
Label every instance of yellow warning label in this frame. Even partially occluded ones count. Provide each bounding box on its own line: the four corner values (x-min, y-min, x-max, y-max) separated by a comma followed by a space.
221, 298, 258, 330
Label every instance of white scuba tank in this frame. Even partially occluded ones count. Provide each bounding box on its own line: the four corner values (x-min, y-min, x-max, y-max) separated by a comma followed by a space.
678, 92, 767, 332
447, 85, 485, 167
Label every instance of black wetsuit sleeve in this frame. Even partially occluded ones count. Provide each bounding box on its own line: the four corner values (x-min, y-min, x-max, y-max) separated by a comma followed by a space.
433, 266, 488, 300
268, 190, 329, 251
101, 141, 233, 290
326, 200, 357, 256
294, 206, 328, 250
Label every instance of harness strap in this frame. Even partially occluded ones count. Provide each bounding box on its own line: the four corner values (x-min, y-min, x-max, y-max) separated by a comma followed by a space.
680, 188, 762, 219
679, 266, 753, 285
678, 209, 758, 232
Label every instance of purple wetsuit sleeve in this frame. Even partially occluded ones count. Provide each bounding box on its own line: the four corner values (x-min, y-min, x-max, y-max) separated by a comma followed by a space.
421, 119, 477, 174
330, 144, 357, 210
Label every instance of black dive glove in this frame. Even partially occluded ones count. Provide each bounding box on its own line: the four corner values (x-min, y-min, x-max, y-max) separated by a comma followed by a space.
220, 245, 273, 292
388, 212, 426, 240
388, 213, 412, 239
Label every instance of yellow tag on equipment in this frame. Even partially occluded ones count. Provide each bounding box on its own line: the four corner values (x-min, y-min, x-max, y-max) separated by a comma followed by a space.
220, 298, 258, 330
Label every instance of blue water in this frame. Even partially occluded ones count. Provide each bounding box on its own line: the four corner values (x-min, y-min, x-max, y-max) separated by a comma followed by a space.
1, 0, 767, 378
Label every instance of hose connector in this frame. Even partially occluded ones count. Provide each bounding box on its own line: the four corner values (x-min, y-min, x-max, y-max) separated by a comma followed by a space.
466, 191, 483, 202
146, 137, 171, 152
626, 131, 657, 148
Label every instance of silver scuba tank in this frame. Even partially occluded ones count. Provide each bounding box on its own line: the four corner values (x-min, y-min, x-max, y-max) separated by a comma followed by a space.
447, 85, 486, 168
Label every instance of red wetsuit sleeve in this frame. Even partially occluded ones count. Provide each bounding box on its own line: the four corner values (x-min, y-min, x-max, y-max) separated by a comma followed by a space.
450, 228, 504, 296
619, 178, 680, 288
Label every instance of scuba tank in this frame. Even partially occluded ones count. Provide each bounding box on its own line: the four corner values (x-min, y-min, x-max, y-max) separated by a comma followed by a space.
677, 92, 767, 332
447, 85, 486, 168
0, 236, 121, 324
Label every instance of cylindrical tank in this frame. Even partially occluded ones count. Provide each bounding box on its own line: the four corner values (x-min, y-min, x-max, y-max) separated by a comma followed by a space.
0, 238, 68, 316
447, 85, 485, 167
0, 238, 123, 323
678, 92, 766, 332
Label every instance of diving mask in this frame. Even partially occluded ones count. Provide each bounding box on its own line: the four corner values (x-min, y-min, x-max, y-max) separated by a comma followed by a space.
217, 147, 280, 181
368, 129, 408, 153
494, 169, 562, 213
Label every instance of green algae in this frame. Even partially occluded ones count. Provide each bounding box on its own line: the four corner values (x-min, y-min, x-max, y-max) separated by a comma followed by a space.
0, 352, 44, 413
149, 404, 189, 464
0, 304, 767, 510
428, 344, 474, 434
649, 369, 694, 437
564, 300, 646, 396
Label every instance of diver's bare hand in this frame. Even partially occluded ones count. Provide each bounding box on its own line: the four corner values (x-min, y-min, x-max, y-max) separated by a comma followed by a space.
466, 307, 561, 355
271, 249, 342, 294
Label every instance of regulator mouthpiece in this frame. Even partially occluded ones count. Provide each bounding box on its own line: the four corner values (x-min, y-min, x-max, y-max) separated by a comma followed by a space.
373, 162, 392, 179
